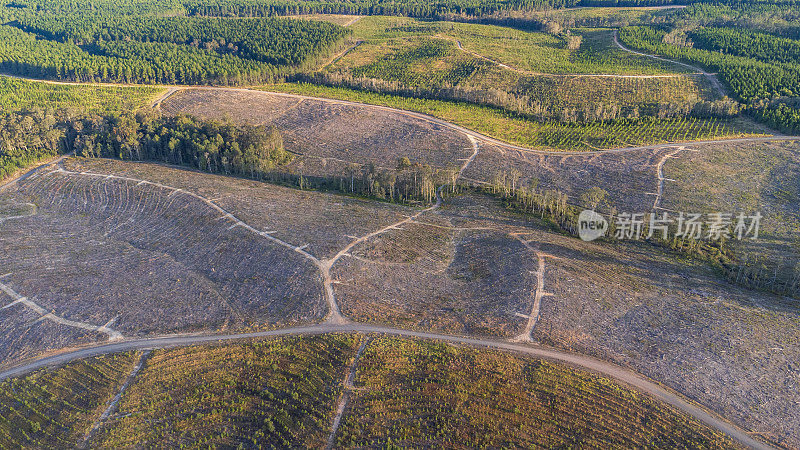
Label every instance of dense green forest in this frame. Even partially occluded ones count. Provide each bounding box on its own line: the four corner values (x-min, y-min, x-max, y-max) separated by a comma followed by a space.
0, 13, 348, 84
619, 25, 800, 133
2, 0, 797, 23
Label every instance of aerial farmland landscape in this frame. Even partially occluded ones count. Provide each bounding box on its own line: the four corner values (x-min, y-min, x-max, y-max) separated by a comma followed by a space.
0, 0, 799, 448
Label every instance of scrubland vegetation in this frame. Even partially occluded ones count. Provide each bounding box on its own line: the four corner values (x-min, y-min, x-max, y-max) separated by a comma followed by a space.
314, 15, 742, 124
95, 336, 359, 448
0, 336, 741, 448
0, 353, 135, 448
337, 337, 735, 448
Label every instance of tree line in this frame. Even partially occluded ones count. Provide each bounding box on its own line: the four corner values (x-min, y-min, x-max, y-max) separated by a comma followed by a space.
0, 107, 459, 208
0, 108, 292, 181
8, 0, 792, 26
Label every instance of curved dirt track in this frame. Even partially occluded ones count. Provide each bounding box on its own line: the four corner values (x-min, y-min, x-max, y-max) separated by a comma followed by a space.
612, 30, 728, 97
0, 323, 774, 450
162, 87, 800, 156
0, 47, 794, 449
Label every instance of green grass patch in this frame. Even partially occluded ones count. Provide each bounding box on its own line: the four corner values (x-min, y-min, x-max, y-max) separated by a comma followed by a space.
0, 77, 163, 114
345, 16, 688, 75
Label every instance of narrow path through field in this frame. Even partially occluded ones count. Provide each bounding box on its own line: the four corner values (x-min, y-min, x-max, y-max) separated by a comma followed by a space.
652, 146, 687, 210
319, 40, 363, 70
509, 234, 557, 343
319, 135, 479, 320
78, 349, 151, 448
451, 35, 703, 79
0, 323, 774, 450
326, 336, 372, 449
0, 281, 123, 341
612, 30, 728, 97
342, 16, 362, 27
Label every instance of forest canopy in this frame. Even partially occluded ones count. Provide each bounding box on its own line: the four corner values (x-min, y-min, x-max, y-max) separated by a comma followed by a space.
0, 13, 349, 85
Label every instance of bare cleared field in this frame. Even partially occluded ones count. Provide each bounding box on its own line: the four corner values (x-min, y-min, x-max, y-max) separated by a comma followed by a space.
160, 88, 474, 175
2, 134, 799, 445
334, 223, 536, 337
462, 142, 668, 212
0, 159, 328, 367
660, 140, 800, 279
327, 190, 800, 447
61, 158, 414, 260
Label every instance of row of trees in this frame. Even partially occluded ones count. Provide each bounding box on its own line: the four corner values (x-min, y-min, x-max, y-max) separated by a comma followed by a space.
0, 108, 293, 182
0, 106, 457, 206
79, 112, 294, 178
